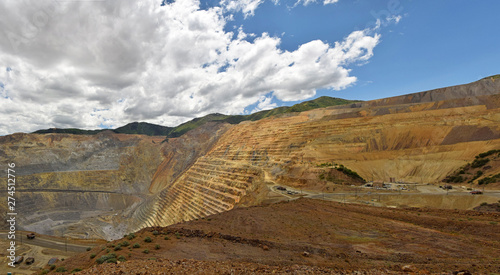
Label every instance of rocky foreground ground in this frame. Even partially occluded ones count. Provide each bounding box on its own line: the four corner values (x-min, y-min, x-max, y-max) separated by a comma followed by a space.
35, 198, 499, 275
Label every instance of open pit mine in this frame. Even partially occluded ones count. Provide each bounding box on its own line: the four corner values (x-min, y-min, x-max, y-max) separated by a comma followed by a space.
1, 76, 500, 241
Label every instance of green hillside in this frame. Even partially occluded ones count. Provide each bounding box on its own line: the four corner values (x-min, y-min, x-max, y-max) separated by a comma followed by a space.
113, 122, 172, 136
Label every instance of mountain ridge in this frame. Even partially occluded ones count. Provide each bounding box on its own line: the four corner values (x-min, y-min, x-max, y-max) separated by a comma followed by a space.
31, 96, 359, 138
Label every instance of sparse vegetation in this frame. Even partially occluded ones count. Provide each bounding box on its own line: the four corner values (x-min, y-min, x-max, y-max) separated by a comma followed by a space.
118, 255, 127, 262
482, 74, 500, 81
96, 253, 118, 265
144, 236, 152, 243
471, 158, 490, 168
164, 236, 170, 240
90, 253, 96, 259
127, 233, 136, 240
143, 249, 150, 254
336, 164, 365, 181
155, 244, 161, 250
120, 241, 130, 247
71, 268, 82, 273
55, 266, 67, 272
444, 149, 499, 184
477, 149, 500, 158
133, 243, 141, 248
317, 163, 365, 183
478, 173, 500, 185
153, 230, 160, 235
445, 175, 464, 183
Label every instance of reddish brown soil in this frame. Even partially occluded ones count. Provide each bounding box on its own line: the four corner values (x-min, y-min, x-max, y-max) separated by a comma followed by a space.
38, 199, 500, 274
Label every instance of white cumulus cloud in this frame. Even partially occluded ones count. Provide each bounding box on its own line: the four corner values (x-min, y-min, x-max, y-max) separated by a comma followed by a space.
0, 0, 379, 135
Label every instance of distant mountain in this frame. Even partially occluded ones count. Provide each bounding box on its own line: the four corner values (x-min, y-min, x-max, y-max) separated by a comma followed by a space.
33, 122, 172, 137
33, 128, 103, 135
33, 96, 360, 137
113, 122, 172, 136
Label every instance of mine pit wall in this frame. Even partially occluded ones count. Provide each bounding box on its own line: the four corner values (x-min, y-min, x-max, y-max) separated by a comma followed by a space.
145, 78, 500, 230
0, 133, 165, 239
12, 191, 141, 238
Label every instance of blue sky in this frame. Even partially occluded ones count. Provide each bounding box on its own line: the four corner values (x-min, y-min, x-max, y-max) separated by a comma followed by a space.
240, 0, 500, 110
0, 0, 499, 135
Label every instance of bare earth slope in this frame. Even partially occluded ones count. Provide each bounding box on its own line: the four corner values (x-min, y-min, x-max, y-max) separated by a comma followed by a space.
50, 198, 500, 274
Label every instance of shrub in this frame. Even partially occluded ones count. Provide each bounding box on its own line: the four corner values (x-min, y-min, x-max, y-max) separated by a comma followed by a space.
164, 236, 170, 240
41, 270, 49, 275
144, 236, 152, 243
50, 265, 56, 270
478, 173, 500, 185
86, 247, 91, 251
336, 165, 365, 181
55, 266, 67, 272
471, 158, 490, 168
114, 245, 122, 251
71, 268, 82, 273
96, 253, 117, 265
107, 258, 118, 264
477, 149, 500, 159
120, 241, 130, 247
175, 232, 181, 239
90, 253, 96, 259
153, 230, 160, 235
143, 249, 149, 254
155, 244, 160, 250
127, 233, 136, 240
133, 243, 141, 248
